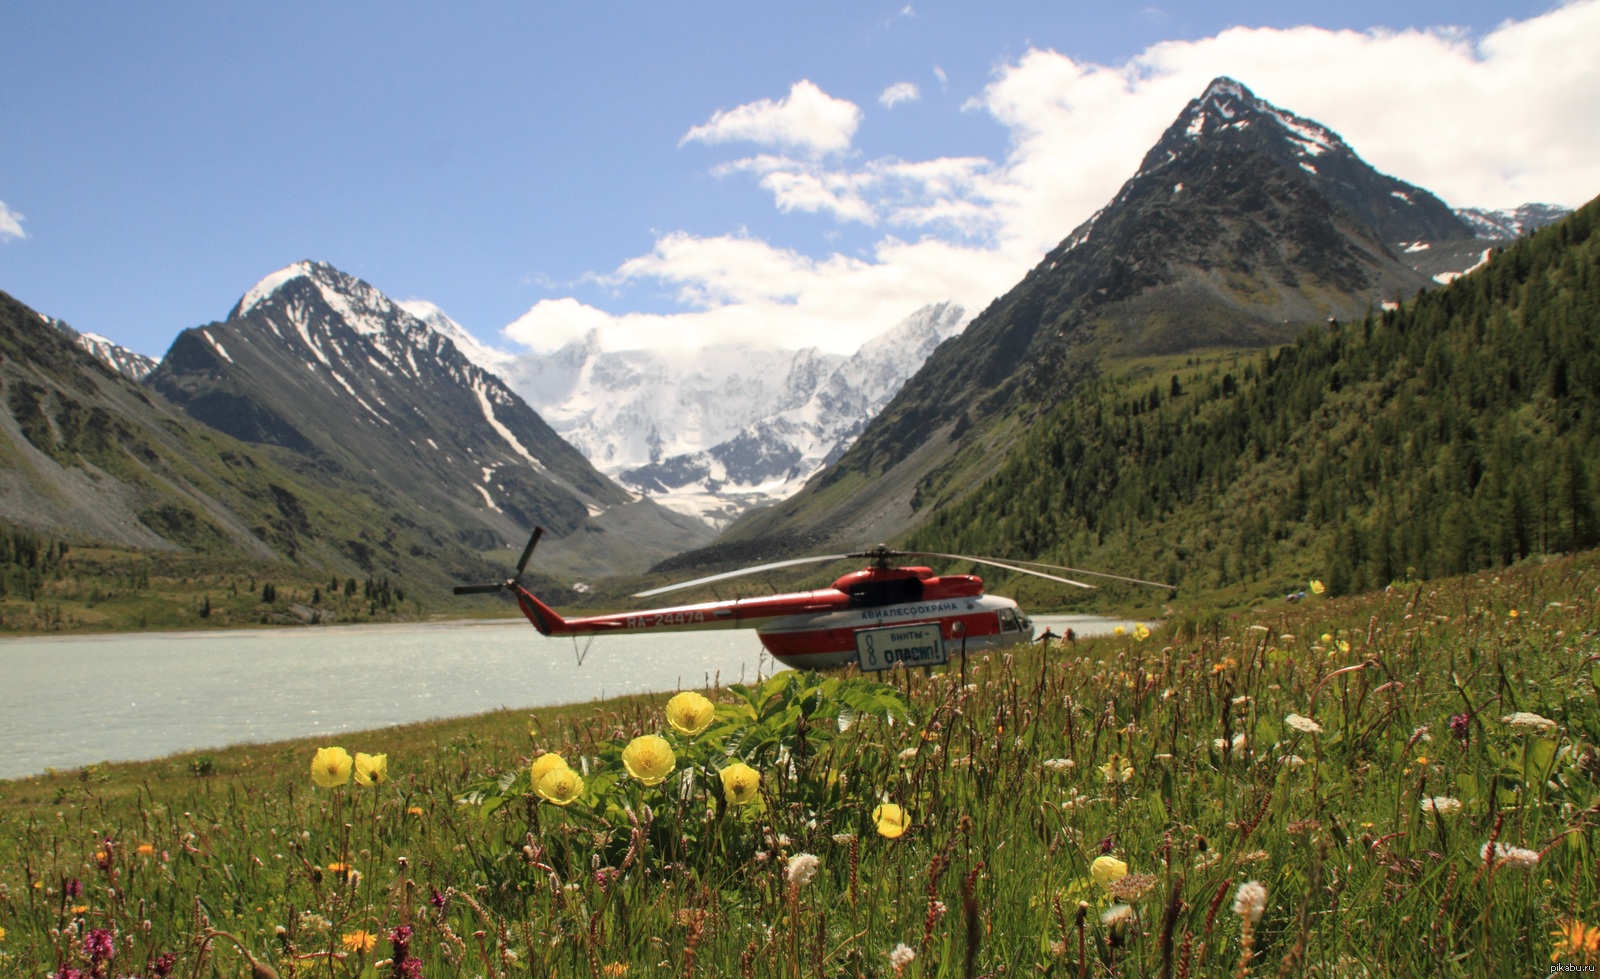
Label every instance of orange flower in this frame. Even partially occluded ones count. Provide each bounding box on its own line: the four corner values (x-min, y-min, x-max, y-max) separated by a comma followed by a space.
1552, 918, 1600, 964
340, 930, 378, 954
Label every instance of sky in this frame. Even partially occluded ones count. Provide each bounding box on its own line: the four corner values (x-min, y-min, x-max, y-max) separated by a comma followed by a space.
2, 2, 1598, 360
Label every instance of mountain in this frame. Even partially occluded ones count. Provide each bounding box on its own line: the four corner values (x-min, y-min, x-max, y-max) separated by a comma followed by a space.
145, 262, 710, 577
906, 196, 1600, 605
1455, 203, 1571, 240
685, 77, 1550, 566
609, 302, 969, 525
41, 315, 160, 382
0, 288, 515, 597
472, 302, 968, 528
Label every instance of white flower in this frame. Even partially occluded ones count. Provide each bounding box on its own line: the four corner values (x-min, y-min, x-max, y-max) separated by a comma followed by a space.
1279, 754, 1307, 768
1284, 713, 1324, 735
1420, 796, 1462, 815
785, 853, 819, 889
1042, 758, 1076, 771
1100, 903, 1135, 927
1501, 712, 1557, 735
1233, 880, 1268, 922
898, 746, 919, 761
889, 943, 916, 968
1481, 841, 1540, 869
1213, 733, 1248, 752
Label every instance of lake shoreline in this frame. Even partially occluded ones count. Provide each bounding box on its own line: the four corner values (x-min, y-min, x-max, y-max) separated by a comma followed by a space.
0, 615, 1136, 780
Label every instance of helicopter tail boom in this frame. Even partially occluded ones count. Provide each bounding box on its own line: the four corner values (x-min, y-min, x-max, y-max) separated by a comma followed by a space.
513, 587, 567, 636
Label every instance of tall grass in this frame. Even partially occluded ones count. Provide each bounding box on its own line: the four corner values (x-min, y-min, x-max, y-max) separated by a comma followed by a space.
2, 554, 1597, 977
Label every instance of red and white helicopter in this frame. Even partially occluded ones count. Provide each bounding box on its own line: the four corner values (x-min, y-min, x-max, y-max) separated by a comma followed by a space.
456, 529, 1169, 672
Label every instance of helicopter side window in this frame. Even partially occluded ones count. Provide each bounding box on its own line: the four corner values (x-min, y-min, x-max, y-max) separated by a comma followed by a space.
998, 608, 1021, 632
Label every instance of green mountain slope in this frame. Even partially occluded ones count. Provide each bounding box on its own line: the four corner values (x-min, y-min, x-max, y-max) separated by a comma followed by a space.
906, 195, 1600, 608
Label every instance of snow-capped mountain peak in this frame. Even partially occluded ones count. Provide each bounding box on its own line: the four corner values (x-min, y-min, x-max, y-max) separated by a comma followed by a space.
398, 299, 516, 375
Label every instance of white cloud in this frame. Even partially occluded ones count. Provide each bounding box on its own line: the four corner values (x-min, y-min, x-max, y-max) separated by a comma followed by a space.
0, 200, 25, 241
515, 2, 1600, 357
879, 82, 920, 108
680, 80, 862, 156
502, 232, 1018, 355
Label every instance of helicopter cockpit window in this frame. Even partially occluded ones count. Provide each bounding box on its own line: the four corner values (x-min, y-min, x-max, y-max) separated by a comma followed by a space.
998, 608, 1022, 632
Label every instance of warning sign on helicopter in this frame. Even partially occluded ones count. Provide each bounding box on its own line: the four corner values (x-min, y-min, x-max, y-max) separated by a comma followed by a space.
854, 623, 947, 672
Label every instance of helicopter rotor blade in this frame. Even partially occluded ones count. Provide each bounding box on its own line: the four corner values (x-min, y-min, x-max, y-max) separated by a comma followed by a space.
979, 557, 1173, 590
911, 553, 1096, 590
453, 583, 508, 595
633, 553, 852, 598
514, 527, 543, 579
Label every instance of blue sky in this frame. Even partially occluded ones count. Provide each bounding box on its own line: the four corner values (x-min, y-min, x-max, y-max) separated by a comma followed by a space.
3, 2, 1596, 359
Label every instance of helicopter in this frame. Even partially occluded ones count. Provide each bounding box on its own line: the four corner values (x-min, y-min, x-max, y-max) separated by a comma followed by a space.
455, 528, 1171, 672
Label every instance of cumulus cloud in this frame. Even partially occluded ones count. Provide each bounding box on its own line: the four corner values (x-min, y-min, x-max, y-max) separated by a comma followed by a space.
504, 232, 1016, 354
680, 80, 862, 156
879, 81, 920, 108
0, 200, 25, 241
514, 2, 1600, 357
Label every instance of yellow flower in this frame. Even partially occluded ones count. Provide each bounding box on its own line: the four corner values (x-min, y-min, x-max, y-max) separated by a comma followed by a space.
0, 925, 5, 941
536, 766, 585, 806
136, 843, 155, 856
1310, 579, 1326, 595
1551, 918, 1600, 964
1090, 855, 1129, 892
621, 735, 676, 786
530, 752, 569, 785
406, 806, 425, 816
665, 691, 716, 736
1134, 623, 1151, 641
602, 964, 630, 977
352, 752, 388, 786
310, 747, 353, 788
340, 930, 378, 954
720, 762, 761, 805
1113, 625, 1127, 637
874, 803, 909, 839
1099, 753, 1134, 783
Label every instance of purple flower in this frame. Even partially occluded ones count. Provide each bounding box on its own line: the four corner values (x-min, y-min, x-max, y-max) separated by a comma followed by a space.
1096, 833, 1116, 855
150, 952, 178, 978
65, 877, 83, 899
429, 885, 447, 910
84, 927, 116, 963
52, 968, 85, 979
1450, 712, 1470, 747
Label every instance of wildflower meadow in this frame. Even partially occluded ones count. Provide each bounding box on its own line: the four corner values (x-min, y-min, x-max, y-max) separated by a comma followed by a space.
2, 554, 1598, 977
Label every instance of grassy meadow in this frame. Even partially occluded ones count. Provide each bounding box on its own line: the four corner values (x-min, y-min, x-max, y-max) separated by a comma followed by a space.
2, 553, 1598, 977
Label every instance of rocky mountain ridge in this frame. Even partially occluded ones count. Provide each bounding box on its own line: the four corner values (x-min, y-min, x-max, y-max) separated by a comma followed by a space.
692, 76, 1568, 565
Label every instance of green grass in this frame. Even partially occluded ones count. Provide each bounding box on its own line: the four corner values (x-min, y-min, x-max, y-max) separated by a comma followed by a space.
2, 552, 1598, 977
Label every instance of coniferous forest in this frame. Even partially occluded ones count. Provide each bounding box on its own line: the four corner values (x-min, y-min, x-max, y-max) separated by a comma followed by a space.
912, 196, 1600, 605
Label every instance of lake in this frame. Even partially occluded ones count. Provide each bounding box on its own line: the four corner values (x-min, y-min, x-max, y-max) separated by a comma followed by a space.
0, 614, 1136, 780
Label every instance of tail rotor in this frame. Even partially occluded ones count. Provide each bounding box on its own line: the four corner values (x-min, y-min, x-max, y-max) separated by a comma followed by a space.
454, 527, 543, 595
